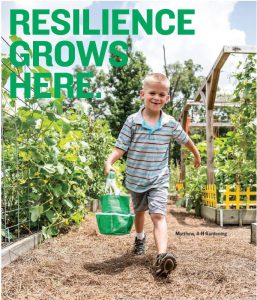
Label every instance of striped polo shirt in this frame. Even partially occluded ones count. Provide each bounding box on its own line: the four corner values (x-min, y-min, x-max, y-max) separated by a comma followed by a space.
115, 106, 189, 193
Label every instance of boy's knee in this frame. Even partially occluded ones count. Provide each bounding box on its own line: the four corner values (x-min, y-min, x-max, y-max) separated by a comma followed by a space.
150, 213, 166, 223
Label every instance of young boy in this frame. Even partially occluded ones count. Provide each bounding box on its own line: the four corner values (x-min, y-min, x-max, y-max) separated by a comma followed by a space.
105, 73, 201, 278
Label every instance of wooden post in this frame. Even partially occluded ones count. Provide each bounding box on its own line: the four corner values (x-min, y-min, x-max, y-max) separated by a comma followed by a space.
180, 149, 186, 183
180, 111, 188, 186
206, 81, 215, 184
246, 186, 250, 209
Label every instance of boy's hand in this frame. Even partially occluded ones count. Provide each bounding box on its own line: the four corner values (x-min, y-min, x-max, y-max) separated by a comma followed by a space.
104, 162, 116, 176
194, 155, 201, 169
184, 139, 201, 169
104, 148, 125, 176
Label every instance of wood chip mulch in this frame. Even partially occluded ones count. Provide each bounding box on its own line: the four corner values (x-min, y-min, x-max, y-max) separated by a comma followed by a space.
2, 204, 256, 300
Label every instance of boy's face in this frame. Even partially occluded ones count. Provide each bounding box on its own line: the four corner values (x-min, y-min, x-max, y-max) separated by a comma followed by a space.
140, 81, 170, 114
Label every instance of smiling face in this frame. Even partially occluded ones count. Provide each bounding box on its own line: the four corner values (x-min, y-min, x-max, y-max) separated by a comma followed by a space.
140, 80, 170, 114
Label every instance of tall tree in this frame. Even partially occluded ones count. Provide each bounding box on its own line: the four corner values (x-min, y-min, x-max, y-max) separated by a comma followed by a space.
165, 59, 204, 119
163, 59, 203, 166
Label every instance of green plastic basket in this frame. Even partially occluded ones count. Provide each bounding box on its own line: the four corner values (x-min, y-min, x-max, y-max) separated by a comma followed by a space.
100, 194, 130, 214
96, 213, 134, 235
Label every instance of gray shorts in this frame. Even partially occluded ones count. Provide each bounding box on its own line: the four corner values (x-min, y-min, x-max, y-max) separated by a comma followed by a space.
129, 187, 168, 215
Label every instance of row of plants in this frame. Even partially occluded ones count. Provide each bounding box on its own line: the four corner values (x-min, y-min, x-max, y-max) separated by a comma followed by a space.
2, 36, 124, 239
2, 104, 119, 239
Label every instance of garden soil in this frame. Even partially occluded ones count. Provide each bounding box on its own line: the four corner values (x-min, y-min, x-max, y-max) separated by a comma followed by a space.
2, 204, 256, 300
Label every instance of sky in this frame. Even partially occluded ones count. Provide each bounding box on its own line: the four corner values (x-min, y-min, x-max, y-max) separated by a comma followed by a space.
230, 1, 256, 45
1, 0, 256, 94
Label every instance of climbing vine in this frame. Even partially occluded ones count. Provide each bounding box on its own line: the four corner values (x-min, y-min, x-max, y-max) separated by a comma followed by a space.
2, 37, 115, 239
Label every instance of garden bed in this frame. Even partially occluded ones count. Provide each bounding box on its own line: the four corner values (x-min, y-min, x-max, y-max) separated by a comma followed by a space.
2, 203, 256, 300
201, 205, 257, 226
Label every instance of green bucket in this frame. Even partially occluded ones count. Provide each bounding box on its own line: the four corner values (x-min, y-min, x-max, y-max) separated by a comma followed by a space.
96, 213, 134, 235
100, 194, 130, 214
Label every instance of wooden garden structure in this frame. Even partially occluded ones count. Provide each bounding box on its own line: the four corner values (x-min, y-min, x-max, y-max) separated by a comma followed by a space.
179, 46, 257, 226
180, 45, 257, 184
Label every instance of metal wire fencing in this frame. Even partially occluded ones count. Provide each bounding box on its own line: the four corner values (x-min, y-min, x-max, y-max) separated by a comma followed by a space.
1, 36, 41, 246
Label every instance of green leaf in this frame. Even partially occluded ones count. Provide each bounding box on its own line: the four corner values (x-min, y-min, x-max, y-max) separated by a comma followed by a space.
41, 164, 56, 174
45, 137, 57, 146
30, 205, 43, 222
2, 65, 12, 87
10, 35, 33, 58
1, 229, 16, 240
59, 137, 72, 149
53, 184, 62, 197
80, 141, 89, 149
9, 35, 23, 43
42, 226, 49, 238
175, 196, 187, 207
73, 130, 83, 139
34, 66, 51, 74
46, 112, 57, 121
63, 199, 74, 208
47, 226, 59, 236
62, 122, 71, 134
61, 182, 69, 194
71, 212, 83, 224
79, 156, 87, 163
56, 163, 65, 175
45, 210, 55, 222
84, 166, 93, 180
42, 226, 59, 238
65, 153, 77, 161
31, 149, 43, 162
53, 98, 63, 114
21, 115, 36, 130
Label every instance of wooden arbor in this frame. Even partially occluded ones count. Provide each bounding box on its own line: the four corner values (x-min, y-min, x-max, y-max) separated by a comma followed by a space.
180, 46, 257, 184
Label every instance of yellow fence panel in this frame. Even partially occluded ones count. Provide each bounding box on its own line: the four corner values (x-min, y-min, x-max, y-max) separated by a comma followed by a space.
222, 185, 256, 209
202, 185, 256, 209
202, 184, 217, 208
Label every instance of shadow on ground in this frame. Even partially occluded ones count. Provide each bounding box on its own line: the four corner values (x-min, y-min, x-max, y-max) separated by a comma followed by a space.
83, 252, 153, 275
170, 208, 223, 229
170, 208, 252, 232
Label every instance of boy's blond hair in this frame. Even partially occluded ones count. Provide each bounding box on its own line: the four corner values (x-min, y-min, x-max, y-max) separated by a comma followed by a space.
143, 73, 170, 90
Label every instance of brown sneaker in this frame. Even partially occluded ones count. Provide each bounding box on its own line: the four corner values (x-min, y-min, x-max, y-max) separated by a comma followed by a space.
154, 253, 177, 277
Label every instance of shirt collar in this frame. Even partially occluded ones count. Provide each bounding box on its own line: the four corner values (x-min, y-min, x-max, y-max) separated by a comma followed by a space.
134, 105, 170, 126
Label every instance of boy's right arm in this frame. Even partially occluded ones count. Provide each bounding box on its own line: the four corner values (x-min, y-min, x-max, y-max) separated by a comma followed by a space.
105, 147, 125, 175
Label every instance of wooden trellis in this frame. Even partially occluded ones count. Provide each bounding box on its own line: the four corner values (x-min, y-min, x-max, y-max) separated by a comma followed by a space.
180, 45, 257, 185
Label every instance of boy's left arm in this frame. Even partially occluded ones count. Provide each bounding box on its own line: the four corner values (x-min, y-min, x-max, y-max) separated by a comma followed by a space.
184, 138, 201, 168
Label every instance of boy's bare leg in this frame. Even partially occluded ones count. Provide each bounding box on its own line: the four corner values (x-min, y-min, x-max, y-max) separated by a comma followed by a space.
150, 213, 167, 254
134, 211, 145, 233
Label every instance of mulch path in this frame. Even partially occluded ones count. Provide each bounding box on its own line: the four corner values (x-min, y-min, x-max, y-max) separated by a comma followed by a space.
2, 204, 256, 300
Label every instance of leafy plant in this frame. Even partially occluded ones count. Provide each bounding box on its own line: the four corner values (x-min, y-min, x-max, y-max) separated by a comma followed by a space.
214, 54, 256, 190
1, 36, 115, 239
